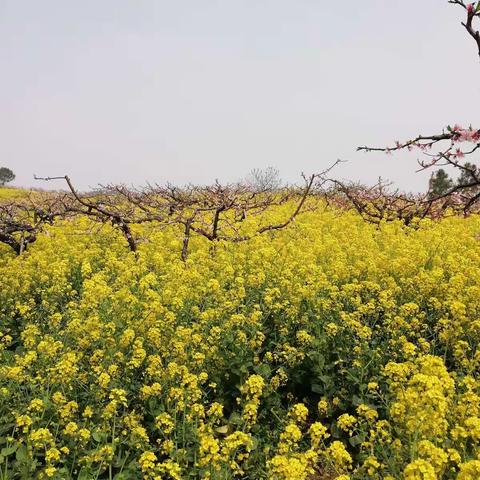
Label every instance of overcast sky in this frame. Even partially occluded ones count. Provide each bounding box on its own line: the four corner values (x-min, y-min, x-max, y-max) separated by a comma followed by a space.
1, 0, 479, 191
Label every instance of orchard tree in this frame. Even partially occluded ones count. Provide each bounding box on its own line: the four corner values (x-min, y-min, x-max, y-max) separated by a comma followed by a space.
0, 167, 15, 186
358, 1, 480, 211
453, 0, 480, 59
34, 165, 338, 260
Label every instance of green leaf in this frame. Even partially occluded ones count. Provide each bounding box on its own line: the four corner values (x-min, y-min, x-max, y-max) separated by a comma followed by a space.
113, 474, 131, 480
311, 383, 323, 394
1, 444, 18, 456
0, 422, 15, 437
253, 364, 271, 377
349, 433, 367, 447
77, 467, 95, 480
16, 445, 28, 463
351, 395, 363, 406
115, 460, 140, 479
228, 412, 243, 426
318, 374, 333, 388
92, 431, 107, 442
55, 467, 71, 479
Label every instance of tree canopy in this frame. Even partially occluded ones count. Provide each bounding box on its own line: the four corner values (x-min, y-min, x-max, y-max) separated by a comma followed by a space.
0, 167, 15, 186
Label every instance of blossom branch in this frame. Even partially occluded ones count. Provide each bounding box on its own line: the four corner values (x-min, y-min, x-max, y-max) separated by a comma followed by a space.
449, 0, 480, 59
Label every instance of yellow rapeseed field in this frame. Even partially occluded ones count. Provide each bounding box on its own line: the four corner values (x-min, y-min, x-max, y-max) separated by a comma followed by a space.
1, 198, 480, 479
0, 188, 30, 200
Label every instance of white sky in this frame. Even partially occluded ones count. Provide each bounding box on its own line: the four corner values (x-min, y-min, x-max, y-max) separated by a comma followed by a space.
1, 0, 479, 192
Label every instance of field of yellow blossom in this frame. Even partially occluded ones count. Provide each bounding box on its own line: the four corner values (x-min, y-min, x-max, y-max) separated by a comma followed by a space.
1, 197, 480, 479
0, 187, 30, 200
